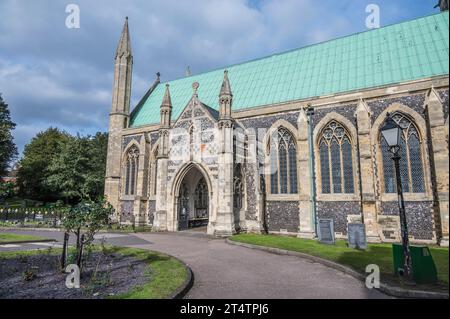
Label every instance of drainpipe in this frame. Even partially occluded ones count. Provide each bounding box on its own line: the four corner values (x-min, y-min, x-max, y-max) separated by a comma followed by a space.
306, 105, 318, 237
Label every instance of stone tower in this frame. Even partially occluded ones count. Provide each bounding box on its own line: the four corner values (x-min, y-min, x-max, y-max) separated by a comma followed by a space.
105, 17, 133, 218
215, 70, 236, 236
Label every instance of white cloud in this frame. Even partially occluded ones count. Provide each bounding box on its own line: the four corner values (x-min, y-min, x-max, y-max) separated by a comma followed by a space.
0, 0, 437, 156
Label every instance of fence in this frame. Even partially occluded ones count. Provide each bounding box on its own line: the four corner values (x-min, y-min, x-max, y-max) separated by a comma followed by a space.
0, 207, 67, 228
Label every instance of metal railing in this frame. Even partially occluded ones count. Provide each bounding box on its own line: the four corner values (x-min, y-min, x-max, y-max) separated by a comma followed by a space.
0, 207, 67, 228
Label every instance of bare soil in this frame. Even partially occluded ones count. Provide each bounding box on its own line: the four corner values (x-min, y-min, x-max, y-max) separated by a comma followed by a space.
0, 251, 148, 299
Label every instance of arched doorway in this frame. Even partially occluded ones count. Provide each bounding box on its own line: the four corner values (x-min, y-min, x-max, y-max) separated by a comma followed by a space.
176, 165, 210, 231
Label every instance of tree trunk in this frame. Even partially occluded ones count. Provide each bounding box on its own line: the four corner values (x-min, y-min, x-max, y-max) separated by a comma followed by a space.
77, 234, 85, 270
61, 232, 69, 270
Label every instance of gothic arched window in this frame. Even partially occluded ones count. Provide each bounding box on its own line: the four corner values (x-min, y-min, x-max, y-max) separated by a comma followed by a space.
194, 178, 208, 218
124, 145, 139, 196
318, 121, 355, 194
269, 127, 298, 194
380, 112, 425, 193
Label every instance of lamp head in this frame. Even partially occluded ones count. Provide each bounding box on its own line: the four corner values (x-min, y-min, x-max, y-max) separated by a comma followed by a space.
381, 113, 402, 154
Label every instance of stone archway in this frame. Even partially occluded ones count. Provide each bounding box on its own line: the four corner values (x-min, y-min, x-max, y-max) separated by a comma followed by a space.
174, 163, 211, 232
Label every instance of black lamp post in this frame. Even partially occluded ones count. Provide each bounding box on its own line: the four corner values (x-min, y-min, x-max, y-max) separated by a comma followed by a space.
380, 113, 412, 278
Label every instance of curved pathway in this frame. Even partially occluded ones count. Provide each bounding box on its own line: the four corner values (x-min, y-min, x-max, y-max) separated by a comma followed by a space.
131, 232, 390, 299
0, 229, 390, 299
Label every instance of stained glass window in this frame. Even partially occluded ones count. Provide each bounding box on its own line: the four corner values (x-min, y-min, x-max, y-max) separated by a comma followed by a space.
342, 137, 354, 193
320, 140, 331, 194
380, 112, 425, 193
124, 146, 139, 196
270, 143, 278, 194
318, 121, 354, 194
289, 142, 298, 194
195, 178, 208, 218
331, 139, 342, 193
269, 127, 298, 194
381, 138, 396, 193
279, 144, 288, 193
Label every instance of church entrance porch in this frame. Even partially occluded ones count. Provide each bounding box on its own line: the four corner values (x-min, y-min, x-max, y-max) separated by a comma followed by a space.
176, 165, 210, 232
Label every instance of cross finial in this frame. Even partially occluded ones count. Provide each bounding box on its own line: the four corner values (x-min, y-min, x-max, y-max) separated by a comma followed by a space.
192, 82, 199, 95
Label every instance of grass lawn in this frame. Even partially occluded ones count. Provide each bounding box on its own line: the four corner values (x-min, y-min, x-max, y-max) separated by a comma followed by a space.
107, 247, 188, 299
0, 245, 188, 299
231, 234, 449, 288
0, 233, 47, 243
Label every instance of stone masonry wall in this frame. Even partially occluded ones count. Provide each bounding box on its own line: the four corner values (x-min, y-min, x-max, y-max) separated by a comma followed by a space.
266, 201, 299, 233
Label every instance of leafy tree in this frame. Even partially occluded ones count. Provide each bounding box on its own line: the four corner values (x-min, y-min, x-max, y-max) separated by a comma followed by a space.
46, 135, 91, 202
46, 132, 108, 203
85, 132, 108, 199
0, 94, 18, 178
0, 181, 15, 203
61, 198, 113, 269
17, 128, 70, 202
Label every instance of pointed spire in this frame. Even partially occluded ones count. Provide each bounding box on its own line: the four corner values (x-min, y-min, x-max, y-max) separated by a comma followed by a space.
116, 17, 132, 58
162, 84, 172, 107
185, 66, 192, 77
220, 70, 232, 97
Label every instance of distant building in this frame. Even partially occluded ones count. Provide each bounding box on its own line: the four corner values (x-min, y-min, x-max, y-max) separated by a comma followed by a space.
1, 163, 18, 184
105, 12, 449, 246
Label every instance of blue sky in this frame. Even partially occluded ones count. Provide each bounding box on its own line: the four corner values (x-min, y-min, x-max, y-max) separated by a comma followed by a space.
0, 0, 440, 156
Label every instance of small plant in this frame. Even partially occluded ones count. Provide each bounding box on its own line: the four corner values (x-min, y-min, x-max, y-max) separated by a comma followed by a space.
22, 269, 37, 282
61, 198, 114, 269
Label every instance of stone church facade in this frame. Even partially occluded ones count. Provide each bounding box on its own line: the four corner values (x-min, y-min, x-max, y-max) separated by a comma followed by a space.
105, 12, 449, 246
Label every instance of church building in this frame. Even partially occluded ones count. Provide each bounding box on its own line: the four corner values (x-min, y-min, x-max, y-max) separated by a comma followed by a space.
105, 11, 449, 246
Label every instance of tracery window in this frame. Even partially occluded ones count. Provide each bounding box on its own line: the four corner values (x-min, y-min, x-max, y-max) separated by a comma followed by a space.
194, 178, 208, 218
124, 146, 139, 196
269, 127, 298, 194
380, 112, 425, 193
318, 121, 354, 194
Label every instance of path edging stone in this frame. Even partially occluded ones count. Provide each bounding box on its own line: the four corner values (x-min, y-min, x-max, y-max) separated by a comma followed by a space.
226, 238, 449, 299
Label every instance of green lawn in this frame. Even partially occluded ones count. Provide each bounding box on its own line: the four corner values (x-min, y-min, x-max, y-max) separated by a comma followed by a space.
0, 246, 188, 299
231, 234, 449, 287
0, 233, 47, 243
108, 247, 188, 299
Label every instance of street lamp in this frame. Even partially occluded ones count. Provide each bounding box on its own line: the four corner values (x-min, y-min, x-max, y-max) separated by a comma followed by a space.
380, 113, 412, 278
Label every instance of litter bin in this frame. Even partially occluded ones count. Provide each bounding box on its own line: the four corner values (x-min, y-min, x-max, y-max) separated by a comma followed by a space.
392, 243, 438, 284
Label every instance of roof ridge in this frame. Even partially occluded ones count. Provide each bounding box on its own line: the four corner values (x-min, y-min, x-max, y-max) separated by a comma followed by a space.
160, 11, 448, 85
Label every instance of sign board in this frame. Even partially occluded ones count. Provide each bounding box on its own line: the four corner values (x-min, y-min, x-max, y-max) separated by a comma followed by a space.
318, 219, 335, 244
347, 223, 367, 249
35, 214, 44, 220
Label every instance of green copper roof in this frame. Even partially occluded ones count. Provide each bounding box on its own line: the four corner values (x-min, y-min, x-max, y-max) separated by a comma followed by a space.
130, 12, 449, 127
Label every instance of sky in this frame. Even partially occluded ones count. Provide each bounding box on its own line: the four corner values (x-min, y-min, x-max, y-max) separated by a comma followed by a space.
0, 0, 441, 157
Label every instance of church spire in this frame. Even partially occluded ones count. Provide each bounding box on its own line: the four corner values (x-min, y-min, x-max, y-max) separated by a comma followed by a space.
116, 17, 132, 58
